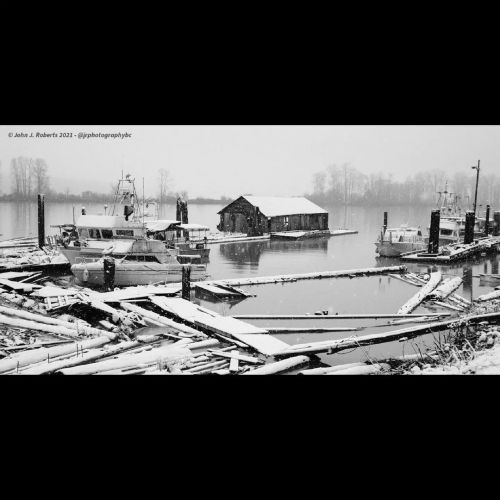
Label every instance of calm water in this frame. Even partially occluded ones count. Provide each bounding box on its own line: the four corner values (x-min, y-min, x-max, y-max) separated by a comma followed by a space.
1, 201, 499, 366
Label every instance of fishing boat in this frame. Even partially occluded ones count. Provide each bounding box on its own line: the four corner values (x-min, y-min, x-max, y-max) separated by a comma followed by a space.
426, 181, 487, 246
54, 174, 210, 264
375, 225, 426, 257
70, 239, 207, 287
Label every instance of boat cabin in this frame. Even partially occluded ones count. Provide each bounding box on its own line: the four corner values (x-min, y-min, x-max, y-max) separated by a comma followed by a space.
75, 215, 146, 241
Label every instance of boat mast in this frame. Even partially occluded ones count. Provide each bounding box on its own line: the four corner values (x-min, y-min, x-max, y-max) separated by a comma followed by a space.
472, 159, 480, 216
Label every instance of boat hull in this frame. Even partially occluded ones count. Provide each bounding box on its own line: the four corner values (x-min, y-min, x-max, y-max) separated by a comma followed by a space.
375, 241, 426, 257
71, 262, 207, 287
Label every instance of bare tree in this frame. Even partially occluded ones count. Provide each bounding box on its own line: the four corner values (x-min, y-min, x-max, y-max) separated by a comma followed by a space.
32, 158, 49, 194
158, 168, 171, 205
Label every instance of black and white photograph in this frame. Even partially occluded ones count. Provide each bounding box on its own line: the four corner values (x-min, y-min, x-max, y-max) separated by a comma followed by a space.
1, 124, 500, 376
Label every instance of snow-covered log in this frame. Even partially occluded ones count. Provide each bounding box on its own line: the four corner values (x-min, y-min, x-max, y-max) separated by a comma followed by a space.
397, 271, 442, 314
0, 334, 116, 374
243, 356, 310, 375
428, 276, 462, 300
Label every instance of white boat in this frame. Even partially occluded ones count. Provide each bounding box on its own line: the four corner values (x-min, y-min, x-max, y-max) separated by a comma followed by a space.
375, 225, 426, 257
426, 182, 487, 246
70, 239, 207, 287
55, 174, 210, 264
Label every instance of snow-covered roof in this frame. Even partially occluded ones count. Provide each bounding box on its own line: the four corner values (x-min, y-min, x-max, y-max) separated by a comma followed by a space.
223, 196, 328, 217
178, 223, 210, 231
145, 220, 181, 232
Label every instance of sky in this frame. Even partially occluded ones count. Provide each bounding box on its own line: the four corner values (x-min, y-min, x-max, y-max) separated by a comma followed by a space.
0, 125, 499, 198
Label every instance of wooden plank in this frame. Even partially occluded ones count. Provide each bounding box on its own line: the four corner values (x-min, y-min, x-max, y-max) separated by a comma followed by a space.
232, 313, 450, 319
274, 311, 500, 358
205, 265, 407, 287
229, 351, 239, 372
150, 297, 289, 356
195, 283, 240, 297
0, 278, 42, 293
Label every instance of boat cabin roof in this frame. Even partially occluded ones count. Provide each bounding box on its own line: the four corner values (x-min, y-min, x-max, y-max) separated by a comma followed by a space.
75, 215, 144, 229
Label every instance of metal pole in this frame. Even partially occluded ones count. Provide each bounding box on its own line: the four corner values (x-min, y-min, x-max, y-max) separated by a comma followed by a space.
37, 194, 45, 249
472, 160, 480, 216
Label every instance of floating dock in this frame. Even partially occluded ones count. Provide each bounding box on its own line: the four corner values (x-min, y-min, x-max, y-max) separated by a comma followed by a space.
400, 237, 500, 263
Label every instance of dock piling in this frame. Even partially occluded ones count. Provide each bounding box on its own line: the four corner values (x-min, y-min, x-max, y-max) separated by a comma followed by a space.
383, 211, 388, 234
493, 211, 500, 236
428, 209, 440, 253
182, 265, 191, 301
464, 211, 475, 244
485, 205, 490, 235
37, 194, 45, 249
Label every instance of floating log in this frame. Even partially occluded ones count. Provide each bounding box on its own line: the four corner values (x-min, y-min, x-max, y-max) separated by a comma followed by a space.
184, 359, 229, 374
327, 363, 390, 375
0, 313, 89, 339
428, 277, 463, 301
298, 362, 368, 375
232, 312, 450, 320
243, 356, 310, 375
274, 311, 500, 358
388, 274, 422, 287
397, 271, 442, 315
475, 289, 500, 302
210, 350, 262, 364
266, 327, 359, 333
205, 265, 407, 287
0, 305, 106, 337
432, 300, 464, 312
0, 333, 116, 374
20, 341, 142, 375
58, 345, 192, 375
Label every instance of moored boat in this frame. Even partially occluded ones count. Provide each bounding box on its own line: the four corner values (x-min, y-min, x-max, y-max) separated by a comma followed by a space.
375, 225, 426, 257
70, 239, 207, 287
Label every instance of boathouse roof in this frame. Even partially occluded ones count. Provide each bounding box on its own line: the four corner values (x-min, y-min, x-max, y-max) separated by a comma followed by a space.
218, 196, 328, 217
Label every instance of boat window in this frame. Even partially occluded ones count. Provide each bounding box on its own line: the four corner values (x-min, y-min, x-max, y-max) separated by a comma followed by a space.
441, 229, 453, 236
124, 255, 137, 261
79, 228, 89, 239
116, 230, 134, 237
417, 230, 422, 236
101, 229, 113, 239
88, 229, 101, 239
144, 255, 160, 262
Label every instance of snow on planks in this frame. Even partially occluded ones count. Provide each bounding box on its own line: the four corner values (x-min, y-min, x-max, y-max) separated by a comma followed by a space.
150, 296, 289, 356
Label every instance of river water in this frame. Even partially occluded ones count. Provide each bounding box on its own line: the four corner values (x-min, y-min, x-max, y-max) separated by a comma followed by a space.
1, 201, 499, 366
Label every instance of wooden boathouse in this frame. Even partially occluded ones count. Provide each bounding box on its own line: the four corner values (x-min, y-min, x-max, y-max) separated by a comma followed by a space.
217, 196, 329, 236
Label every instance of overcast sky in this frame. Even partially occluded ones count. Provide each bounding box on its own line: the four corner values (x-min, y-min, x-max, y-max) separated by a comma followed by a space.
0, 125, 498, 198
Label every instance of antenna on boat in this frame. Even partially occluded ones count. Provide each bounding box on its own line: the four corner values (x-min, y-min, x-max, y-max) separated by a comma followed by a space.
142, 177, 145, 226
471, 159, 480, 216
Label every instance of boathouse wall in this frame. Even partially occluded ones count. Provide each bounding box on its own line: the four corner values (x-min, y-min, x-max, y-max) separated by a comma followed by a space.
217, 197, 329, 234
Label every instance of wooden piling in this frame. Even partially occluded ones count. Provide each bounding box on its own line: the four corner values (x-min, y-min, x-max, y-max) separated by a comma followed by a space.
37, 194, 45, 249
485, 205, 490, 235
428, 209, 440, 253
182, 265, 191, 301
494, 211, 500, 236
103, 257, 115, 292
464, 211, 475, 244
383, 211, 388, 233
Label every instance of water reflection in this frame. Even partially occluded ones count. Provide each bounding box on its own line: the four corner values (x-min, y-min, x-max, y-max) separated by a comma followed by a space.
218, 241, 268, 269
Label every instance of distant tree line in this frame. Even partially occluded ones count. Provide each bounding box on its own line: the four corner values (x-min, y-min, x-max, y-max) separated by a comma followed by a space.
0, 158, 234, 205
308, 163, 500, 208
